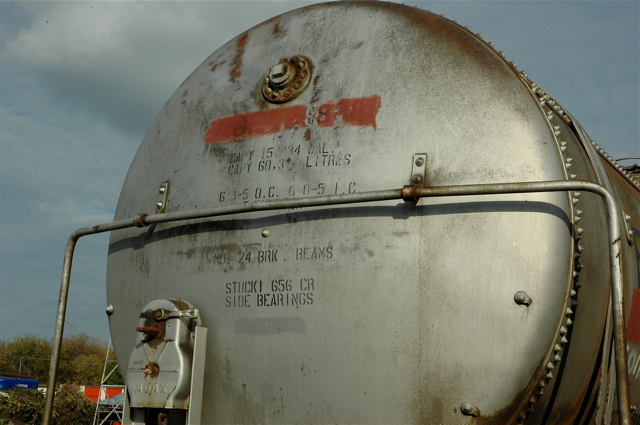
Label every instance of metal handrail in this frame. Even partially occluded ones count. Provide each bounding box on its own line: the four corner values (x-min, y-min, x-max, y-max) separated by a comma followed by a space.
42, 180, 630, 425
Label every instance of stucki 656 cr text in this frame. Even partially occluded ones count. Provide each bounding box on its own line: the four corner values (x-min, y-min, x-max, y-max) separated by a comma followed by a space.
43, 2, 640, 424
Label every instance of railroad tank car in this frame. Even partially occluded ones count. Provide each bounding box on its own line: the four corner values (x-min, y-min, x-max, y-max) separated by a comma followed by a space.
44, 2, 640, 425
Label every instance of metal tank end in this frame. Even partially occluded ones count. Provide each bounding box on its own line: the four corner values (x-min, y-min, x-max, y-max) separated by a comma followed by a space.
38, 5, 633, 425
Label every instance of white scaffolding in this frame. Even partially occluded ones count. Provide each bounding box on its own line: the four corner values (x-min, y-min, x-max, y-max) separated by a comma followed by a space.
93, 339, 124, 425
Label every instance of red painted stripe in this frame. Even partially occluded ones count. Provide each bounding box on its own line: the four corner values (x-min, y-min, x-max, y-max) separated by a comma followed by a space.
337, 95, 381, 129
205, 105, 307, 144
627, 288, 640, 344
204, 95, 381, 144
315, 96, 382, 129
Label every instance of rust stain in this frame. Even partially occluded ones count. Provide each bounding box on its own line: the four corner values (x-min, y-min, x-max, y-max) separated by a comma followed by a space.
143, 362, 160, 378
230, 33, 248, 82
304, 128, 311, 140
136, 308, 169, 348
263, 15, 280, 25
210, 60, 227, 72
136, 324, 163, 340
272, 20, 287, 39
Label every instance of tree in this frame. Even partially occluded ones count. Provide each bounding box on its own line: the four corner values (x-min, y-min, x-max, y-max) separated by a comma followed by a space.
0, 333, 124, 386
0, 334, 51, 381
57, 333, 110, 385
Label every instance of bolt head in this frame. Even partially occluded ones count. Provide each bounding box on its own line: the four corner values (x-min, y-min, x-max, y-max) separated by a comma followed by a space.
461, 402, 479, 417
269, 63, 292, 85
411, 174, 423, 184
270, 64, 286, 78
514, 291, 532, 306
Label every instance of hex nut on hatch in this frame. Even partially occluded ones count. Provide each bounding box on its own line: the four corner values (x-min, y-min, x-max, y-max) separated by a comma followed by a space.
261, 56, 312, 104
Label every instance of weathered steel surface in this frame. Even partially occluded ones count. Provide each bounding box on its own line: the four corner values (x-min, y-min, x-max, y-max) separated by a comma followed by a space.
96, 2, 640, 424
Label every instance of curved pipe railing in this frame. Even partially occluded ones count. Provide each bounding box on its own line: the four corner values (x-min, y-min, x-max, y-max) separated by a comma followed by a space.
42, 180, 630, 425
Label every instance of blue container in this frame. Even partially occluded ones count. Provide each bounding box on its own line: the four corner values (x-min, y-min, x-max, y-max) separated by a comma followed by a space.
0, 376, 39, 390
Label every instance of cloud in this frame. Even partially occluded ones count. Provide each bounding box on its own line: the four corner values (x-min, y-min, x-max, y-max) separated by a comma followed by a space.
6, 2, 315, 135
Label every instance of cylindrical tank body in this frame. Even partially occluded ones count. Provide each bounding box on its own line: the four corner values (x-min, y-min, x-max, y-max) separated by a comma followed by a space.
106, 2, 640, 423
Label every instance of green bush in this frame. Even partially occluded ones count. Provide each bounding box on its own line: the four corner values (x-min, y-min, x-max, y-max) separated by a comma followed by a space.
0, 388, 44, 425
0, 385, 94, 425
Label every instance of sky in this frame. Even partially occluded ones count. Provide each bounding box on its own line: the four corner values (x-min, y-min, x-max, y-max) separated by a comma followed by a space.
0, 0, 638, 348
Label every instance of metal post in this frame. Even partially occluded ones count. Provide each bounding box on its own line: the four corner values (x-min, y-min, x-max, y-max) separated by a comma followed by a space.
42, 236, 77, 425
